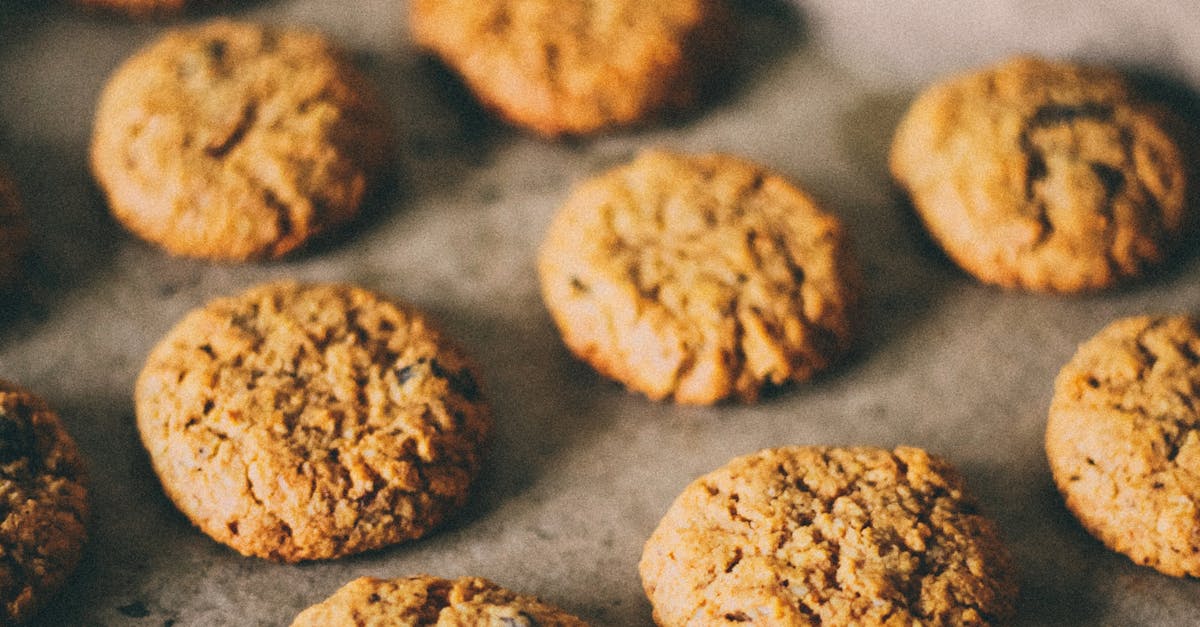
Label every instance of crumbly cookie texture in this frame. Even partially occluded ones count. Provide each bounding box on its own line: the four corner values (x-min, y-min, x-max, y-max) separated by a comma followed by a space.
640, 446, 1017, 626
0, 381, 89, 625
1047, 315, 1200, 577
135, 282, 490, 562
890, 56, 1189, 293
290, 575, 590, 627
409, 0, 733, 136
538, 150, 860, 404
91, 20, 392, 261
0, 168, 28, 289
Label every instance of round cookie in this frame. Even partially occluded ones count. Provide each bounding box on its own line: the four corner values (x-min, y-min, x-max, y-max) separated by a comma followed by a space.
0, 167, 28, 290
889, 56, 1189, 293
409, 0, 733, 136
91, 20, 392, 261
640, 446, 1017, 625
135, 281, 490, 562
1046, 315, 1200, 576
290, 575, 589, 626
537, 150, 860, 404
0, 381, 89, 624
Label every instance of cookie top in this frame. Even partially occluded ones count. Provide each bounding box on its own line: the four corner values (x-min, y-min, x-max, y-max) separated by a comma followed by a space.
1046, 315, 1200, 576
290, 576, 589, 626
0, 381, 89, 624
409, 0, 733, 136
135, 281, 490, 562
91, 20, 392, 261
0, 167, 28, 289
538, 150, 860, 404
890, 56, 1189, 293
640, 446, 1017, 626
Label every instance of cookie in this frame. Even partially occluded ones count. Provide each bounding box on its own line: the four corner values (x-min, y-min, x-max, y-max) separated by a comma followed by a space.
409, 0, 733, 136
0, 167, 28, 290
640, 446, 1017, 625
889, 56, 1189, 293
0, 381, 89, 624
290, 575, 589, 626
1046, 315, 1200, 576
135, 281, 490, 562
537, 150, 860, 404
91, 20, 392, 261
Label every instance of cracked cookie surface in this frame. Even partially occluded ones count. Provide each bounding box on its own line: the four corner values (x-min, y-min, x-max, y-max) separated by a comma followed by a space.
0, 381, 89, 625
135, 282, 490, 562
538, 150, 860, 404
1047, 315, 1200, 576
91, 20, 391, 261
0, 167, 27, 290
889, 56, 1188, 292
410, 0, 733, 136
291, 575, 589, 626
639, 446, 1016, 626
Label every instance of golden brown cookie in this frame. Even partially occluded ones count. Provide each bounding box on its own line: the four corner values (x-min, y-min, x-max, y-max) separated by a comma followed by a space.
1046, 315, 1200, 577
0, 381, 89, 625
0, 167, 28, 290
640, 446, 1017, 626
91, 20, 392, 261
537, 150, 860, 404
890, 56, 1189, 293
290, 575, 589, 626
135, 281, 490, 562
409, 0, 733, 136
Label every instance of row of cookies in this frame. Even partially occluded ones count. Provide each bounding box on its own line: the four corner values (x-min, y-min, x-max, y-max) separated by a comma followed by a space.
76, 0, 739, 262
0, 283, 1015, 624
36, 8, 1197, 293
78, 20, 1193, 399
9, 299, 1194, 624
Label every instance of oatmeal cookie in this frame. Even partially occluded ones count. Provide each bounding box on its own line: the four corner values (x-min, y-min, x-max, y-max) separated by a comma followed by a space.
890, 56, 1188, 292
410, 0, 733, 136
0, 381, 89, 624
1047, 315, 1200, 576
538, 150, 860, 404
135, 282, 490, 562
640, 446, 1017, 625
291, 575, 589, 626
91, 20, 392, 260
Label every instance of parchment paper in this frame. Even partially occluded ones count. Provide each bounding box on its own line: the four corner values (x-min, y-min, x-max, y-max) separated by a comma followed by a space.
2, 1, 1200, 624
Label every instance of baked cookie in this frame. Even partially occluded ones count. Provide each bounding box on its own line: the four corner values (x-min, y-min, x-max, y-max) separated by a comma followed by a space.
91, 20, 392, 261
890, 56, 1189, 293
0, 381, 89, 624
640, 446, 1017, 625
290, 575, 589, 626
538, 150, 860, 404
0, 167, 28, 290
135, 281, 490, 562
1046, 315, 1200, 576
409, 0, 733, 136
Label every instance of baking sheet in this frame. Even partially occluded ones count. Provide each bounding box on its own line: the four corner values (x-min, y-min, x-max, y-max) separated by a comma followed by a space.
3, 1, 1200, 624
